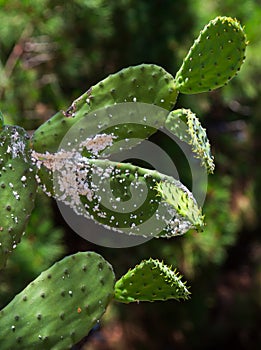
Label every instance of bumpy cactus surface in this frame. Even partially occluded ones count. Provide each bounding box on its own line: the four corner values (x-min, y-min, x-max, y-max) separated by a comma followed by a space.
0, 122, 37, 269
32, 153, 204, 237
32, 64, 178, 155
165, 108, 215, 173
0, 252, 115, 350
32, 17, 247, 154
30, 16, 246, 240
114, 258, 190, 303
174, 16, 247, 94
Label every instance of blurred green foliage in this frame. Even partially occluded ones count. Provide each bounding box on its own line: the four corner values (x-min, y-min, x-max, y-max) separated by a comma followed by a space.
0, 0, 260, 349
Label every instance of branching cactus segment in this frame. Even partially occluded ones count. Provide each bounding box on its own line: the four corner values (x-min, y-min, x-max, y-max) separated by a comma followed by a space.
114, 258, 190, 303
165, 108, 215, 173
32, 64, 178, 154
31, 17, 247, 241
32, 17, 247, 158
32, 151, 204, 237
174, 16, 247, 94
0, 124, 37, 269
0, 252, 115, 350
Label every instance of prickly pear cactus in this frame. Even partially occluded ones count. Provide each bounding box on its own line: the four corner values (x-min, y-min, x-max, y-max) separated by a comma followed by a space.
174, 16, 247, 94
0, 123, 37, 269
165, 108, 215, 173
30, 16, 247, 240
32, 64, 178, 154
114, 258, 190, 303
32, 16, 247, 156
0, 252, 115, 350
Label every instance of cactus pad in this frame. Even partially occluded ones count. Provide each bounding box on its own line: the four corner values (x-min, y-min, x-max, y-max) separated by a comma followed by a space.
114, 258, 190, 303
174, 16, 247, 94
0, 252, 115, 350
32, 152, 204, 237
0, 125, 37, 269
165, 109, 215, 173
32, 64, 178, 154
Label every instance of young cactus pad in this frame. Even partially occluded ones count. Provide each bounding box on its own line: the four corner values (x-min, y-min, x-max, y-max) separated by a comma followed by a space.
32, 152, 204, 237
0, 124, 37, 269
174, 16, 247, 94
165, 108, 215, 173
0, 252, 115, 350
32, 64, 178, 154
114, 258, 190, 303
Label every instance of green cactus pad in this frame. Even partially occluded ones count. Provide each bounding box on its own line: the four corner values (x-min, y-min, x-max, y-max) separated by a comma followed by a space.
89, 64, 177, 112
114, 258, 190, 303
32, 152, 204, 237
0, 125, 37, 269
0, 251, 115, 350
165, 109, 215, 173
32, 64, 178, 154
174, 16, 247, 94
33, 101, 170, 197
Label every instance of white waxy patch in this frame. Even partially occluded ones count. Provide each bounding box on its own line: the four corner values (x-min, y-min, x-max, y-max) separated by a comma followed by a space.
31, 130, 201, 238
32, 149, 106, 216
79, 134, 116, 156
6, 131, 27, 160
12, 191, 20, 200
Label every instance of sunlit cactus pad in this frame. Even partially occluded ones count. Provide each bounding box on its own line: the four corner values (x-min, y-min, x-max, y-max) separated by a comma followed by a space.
165, 108, 215, 173
114, 258, 190, 303
32, 64, 178, 154
0, 252, 115, 350
174, 16, 247, 94
89, 63, 178, 111
0, 124, 37, 269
